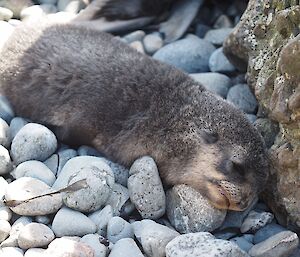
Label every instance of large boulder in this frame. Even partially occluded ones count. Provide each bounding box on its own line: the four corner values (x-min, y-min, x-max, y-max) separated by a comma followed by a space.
224, 1, 300, 233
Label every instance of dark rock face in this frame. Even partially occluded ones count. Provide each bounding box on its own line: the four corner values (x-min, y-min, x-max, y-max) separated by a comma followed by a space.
224, 0, 300, 233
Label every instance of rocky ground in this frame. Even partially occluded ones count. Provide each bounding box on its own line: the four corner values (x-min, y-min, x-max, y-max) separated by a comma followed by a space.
0, 0, 299, 257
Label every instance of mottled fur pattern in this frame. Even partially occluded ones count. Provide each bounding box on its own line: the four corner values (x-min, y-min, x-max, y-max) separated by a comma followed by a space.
0, 22, 269, 210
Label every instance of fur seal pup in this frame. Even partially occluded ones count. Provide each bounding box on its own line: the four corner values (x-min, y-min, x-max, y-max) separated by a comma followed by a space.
0, 22, 269, 211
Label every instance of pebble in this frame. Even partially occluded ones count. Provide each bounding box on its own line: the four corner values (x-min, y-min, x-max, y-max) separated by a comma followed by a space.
190, 72, 232, 98
0, 247, 24, 257
0, 95, 14, 124
9, 117, 28, 140
107, 217, 134, 243
249, 231, 299, 257
56, 148, 77, 175
52, 207, 97, 237
108, 238, 144, 257
18, 223, 54, 249
166, 185, 226, 233
0, 21, 14, 50
240, 210, 274, 233
246, 114, 257, 123
227, 84, 258, 113
0, 145, 12, 175
128, 156, 166, 219
11, 123, 57, 165
35, 215, 50, 225
43, 154, 58, 175
195, 24, 210, 38
1, 216, 33, 247
81, 234, 107, 257
104, 159, 129, 186
20, 4, 56, 20
77, 145, 102, 157
129, 41, 145, 53
213, 14, 233, 29
38, 0, 57, 4
24, 248, 46, 257
209, 47, 236, 73
12, 160, 56, 186
204, 28, 233, 45
63, 163, 114, 212
133, 219, 179, 257
43, 237, 94, 257
122, 30, 145, 44
166, 232, 249, 257
5, 177, 62, 216
0, 7, 13, 21
253, 223, 287, 244
0, 220, 11, 242
57, 0, 85, 14
143, 33, 163, 55
89, 205, 113, 236
0, 118, 10, 148
153, 36, 216, 73
230, 236, 254, 252
0, 206, 12, 221
105, 183, 131, 216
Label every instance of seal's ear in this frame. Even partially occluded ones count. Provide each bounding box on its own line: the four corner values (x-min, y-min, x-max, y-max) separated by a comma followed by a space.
200, 129, 219, 144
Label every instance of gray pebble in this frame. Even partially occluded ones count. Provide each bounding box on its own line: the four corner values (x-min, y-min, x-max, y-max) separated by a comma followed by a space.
20, 4, 54, 20
166, 185, 226, 233
0, 118, 10, 148
108, 238, 144, 257
143, 33, 163, 55
227, 84, 258, 114
190, 72, 232, 98
43, 154, 58, 176
242, 234, 254, 243
153, 36, 216, 73
0, 95, 14, 123
12, 160, 56, 186
103, 159, 129, 186
24, 248, 46, 257
106, 183, 131, 216
122, 30, 145, 44
52, 207, 97, 237
107, 217, 134, 243
0, 247, 24, 257
5, 177, 62, 216
213, 15, 233, 29
11, 123, 57, 165
0, 145, 12, 175
0, 220, 11, 242
249, 231, 299, 257
81, 234, 107, 257
129, 41, 145, 53
166, 232, 249, 257
57, 0, 85, 13
34, 215, 50, 225
0, 7, 13, 22
195, 24, 210, 38
77, 145, 102, 157
230, 237, 253, 252
0, 21, 14, 50
89, 205, 113, 236
133, 219, 179, 257
18, 223, 54, 249
9, 117, 28, 141
63, 164, 114, 212
0, 206, 12, 221
128, 156, 166, 219
57, 148, 77, 175
209, 47, 236, 73
246, 114, 257, 123
253, 223, 287, 244
204, 28, 233, 45
241, 210, 274, 233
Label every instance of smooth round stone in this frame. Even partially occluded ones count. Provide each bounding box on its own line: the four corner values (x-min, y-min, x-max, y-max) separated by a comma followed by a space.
107, 217, 134, 243
143, 33, 163, 55
0, 95, 14, 123
5, 177, 62, 216
254, 223, 287, 244
0, 118, 10, 148
105, 183, 130, 216
166, 232, 249, 257
230, 237, 253, 252
0, 176, 8, 196
227, 84, 258, 114
133, 219, 179, 257
0, 247, 24, 257
246, 114, 257, 123
88, 205, 113, 236
1, 216, 33, 247
24, 248, 46, 257
213, 14, 233, 29
43, 154, 58, 176
57, 0, 85, 14
57, 148, 77, 175
18, 223, 55, 249
0, 21, 14, 50
77, 145, 102, 157
43, 237, 94, 257
104, 159, 129, 186
108, 238, 144, 257
0, 206, 12, 221
11, 123, 57, 165
0, 145, 12, 175
130, 41, 145, 53
13, 160, 56, 186
249, 231, 299, 257
241, 210, 274, 233
63, 164, 114, 212
209, 47, 236, 73
0, 7, 13, 21
153, 36, 216, 73
204, 28, 233, 45
9, 117, 28, 140
81, 234, 107, 257
128, 156, 166, 219
166, 185, 226, 233
190, 72, 232, 98
35, 215, 50, 225
52, 207, 97, 237
0, 220, 11, 242
122, 30, 145, 44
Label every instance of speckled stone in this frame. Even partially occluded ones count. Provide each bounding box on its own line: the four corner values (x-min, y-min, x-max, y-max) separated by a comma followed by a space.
241, 210, 274, 233
254, 223, 287, 244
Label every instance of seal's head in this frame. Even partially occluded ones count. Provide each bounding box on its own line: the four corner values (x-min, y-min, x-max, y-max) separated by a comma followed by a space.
158, 89, 269, 211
